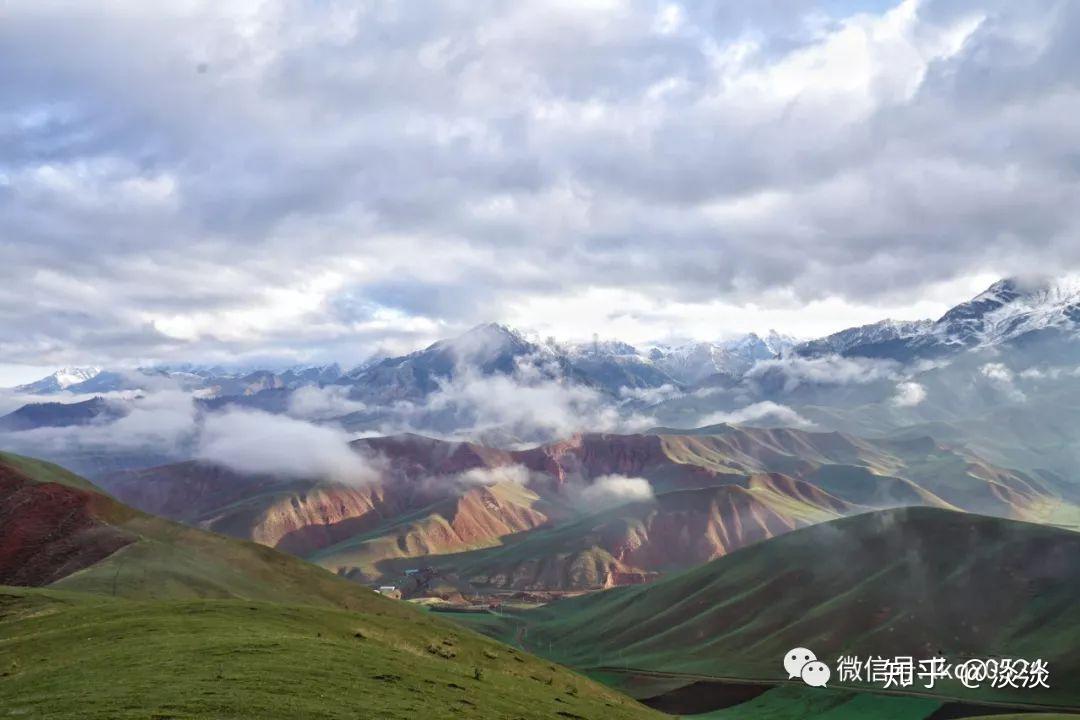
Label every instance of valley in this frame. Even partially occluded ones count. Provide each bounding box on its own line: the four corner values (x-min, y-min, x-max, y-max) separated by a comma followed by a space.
4, 276, 1080, 719
92, 425, 1076, 599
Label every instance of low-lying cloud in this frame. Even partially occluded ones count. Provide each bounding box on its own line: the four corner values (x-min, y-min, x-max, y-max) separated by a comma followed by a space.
454, 464, 532, 488
390, 357, 656, 445
0, 389, 197, 456
287, 385, 368, 421
891, 381, 928, 408
618, 383, 684, 405
572, 474, 655, 513
697, 401, 816, 430
197, 408, 381, 485
979, 362, 1027, 402
747, 355, 902, 393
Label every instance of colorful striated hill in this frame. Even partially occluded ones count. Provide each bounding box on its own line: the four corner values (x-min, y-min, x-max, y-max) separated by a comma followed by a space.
97, 426, 1076, 591
0, 451, 663, 720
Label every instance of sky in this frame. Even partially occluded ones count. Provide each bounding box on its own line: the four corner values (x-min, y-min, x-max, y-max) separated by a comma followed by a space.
3, 0, 1080, 385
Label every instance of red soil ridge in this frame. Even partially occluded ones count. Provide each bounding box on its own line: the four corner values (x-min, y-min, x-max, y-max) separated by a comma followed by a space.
0, 464, 135, 586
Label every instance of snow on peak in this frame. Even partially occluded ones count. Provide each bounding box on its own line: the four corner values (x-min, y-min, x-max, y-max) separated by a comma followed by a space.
933, 275, 1080, 348
52, 367, 103, 388
14, 366, 103, 393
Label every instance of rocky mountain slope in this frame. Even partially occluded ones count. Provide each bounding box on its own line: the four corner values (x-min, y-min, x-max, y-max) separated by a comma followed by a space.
795, 276, 1080, 361
97, 426, 1070, 591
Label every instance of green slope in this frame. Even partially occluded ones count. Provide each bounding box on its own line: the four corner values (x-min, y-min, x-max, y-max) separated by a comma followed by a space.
0, 586, 660, 720
0, 452, 662, 719
457, 507, 1080, 709
685, 685, 939, 720
1, 450, 417, 608
0, 449, 102, 492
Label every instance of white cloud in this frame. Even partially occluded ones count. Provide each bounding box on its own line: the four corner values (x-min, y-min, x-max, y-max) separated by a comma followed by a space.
1018, 365, 1080, 380
891, 380, 927, 407
980, 362, 1014, 383
196, 408, 381, 484
979, 362, 1026, 401
405, 357, 655, 443
287, 385, 367, 420
4, 1, 1080, 366
697, 401, 816, 429
454, 464, 532, 487
0, 389, 197, 455
572, 474, 655, 512
747, 355, 901, 392
618, 382, 683, 405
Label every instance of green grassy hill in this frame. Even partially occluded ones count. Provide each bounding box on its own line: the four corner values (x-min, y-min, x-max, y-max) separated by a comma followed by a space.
0, 452, 663, 719
0, 586, 660, 720
1, 450, 425, 607
457, 507, 1080, 709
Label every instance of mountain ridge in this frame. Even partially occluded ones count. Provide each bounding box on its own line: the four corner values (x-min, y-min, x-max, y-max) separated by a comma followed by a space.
95, 425, 1069, 591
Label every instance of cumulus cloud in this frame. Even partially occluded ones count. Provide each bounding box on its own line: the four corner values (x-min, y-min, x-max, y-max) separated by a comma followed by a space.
0, 388, 81, 417
697, 401, 816, 430
572, 474, 655, 513
453, 464, 532, 488
746, 355, 902, 392
891, 381, 928, 407
980, 362, 1013, 383
287, 385, 368, 421
618, 383, 684, 405
0, 389, 197, 456
979, 362, 1026, 401
4, 1, 1080, 366
396, 358, 655, 444
196, 408, 381, 484
1018, 365, 1080, 380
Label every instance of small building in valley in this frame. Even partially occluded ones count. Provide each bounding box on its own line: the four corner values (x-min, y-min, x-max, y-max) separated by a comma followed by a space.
377, 585, 402, 599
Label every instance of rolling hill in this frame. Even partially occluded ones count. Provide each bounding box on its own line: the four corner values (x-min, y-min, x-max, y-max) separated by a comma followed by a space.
96, 426, 1075, 591
319, 477, 850, 591
456, 507, 1080, 710
0, 450, 663, 719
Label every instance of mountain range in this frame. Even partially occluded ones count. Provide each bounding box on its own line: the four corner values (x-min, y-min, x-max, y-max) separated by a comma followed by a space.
7, 275, 1080, 486
5, 277, 1080, 717
456, 507, 1080, 712
794, 276, 1080, 360
0, 451, 661, 719
94, 425, 1076, 594
7, 276, 1080, 417
10, 326, 796, 402
10, 439, 1076, 717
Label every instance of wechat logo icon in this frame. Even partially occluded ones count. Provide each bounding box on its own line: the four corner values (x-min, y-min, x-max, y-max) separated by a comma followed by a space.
784, 647, 831, 688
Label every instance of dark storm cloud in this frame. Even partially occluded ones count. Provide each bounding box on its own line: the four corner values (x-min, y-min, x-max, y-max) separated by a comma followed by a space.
2, 0, 1080, 367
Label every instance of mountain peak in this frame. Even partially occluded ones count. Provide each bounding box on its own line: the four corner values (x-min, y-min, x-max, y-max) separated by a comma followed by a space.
439, 323, 530, 354
14, 366, 102, 393
978, 274, 1080, 304
396, 322, 539, 374
934, 275, 1080, 343
796, 275, 1080, 361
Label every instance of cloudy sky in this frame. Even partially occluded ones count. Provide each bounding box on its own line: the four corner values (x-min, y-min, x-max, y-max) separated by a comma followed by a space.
2, 0, 1079, 384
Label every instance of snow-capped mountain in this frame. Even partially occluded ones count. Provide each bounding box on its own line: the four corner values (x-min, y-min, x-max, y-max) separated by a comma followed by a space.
339, 324, 560, 402
793, 319, 934, 358
930, 276, 1080, 348
276, 364, 343, 388
17, 276, 1078, 422
648, 331, 797, 384
795, 276, 1080, 361
14, 367, 102, 394
7, 326, 800, 408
